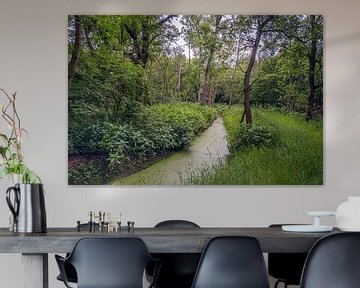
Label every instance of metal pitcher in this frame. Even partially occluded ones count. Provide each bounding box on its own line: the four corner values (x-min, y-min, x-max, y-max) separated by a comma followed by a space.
6, 183, 47, 233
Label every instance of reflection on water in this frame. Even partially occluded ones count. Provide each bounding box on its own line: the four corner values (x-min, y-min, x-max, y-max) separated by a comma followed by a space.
112, 117, 229, 185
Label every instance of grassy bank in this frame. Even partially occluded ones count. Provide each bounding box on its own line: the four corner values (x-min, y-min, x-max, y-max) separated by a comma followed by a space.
191, 107, 323, 185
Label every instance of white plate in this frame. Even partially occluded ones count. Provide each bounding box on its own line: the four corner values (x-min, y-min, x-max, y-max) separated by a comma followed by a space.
282, 225, 333, 232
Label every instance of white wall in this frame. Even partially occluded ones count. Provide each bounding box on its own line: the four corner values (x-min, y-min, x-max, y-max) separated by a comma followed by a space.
1, 0, 360, 287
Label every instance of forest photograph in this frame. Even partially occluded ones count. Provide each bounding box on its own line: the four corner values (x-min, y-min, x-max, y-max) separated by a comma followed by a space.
68, 15, 323, 185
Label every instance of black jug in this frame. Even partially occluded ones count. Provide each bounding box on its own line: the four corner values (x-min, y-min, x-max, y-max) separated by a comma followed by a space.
6, 183, 47, 233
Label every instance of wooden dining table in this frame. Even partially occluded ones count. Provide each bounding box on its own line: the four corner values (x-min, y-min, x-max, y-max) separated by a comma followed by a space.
0, 226, 339, 288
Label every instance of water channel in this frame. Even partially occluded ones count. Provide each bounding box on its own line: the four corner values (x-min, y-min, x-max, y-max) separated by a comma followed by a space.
112, 117, 229, 185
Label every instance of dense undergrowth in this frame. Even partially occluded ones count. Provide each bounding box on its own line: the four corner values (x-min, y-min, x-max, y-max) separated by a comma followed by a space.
190, 106, 323, 185
68, 103, 217, 185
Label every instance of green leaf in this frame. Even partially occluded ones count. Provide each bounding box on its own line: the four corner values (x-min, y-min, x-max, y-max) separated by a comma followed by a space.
0, 133, 8, 142
0, 146, 8, 158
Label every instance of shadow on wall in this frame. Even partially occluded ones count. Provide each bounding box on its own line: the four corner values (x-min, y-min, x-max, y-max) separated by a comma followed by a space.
327, 31, 360, 46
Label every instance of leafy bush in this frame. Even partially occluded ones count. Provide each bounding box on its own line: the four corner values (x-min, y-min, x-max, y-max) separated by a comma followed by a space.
139, 102, 217, 151
151, 103, 216, 133
99, 122, 155, 169
68, 123, 87, 154
134, 109, 191, 152
231, 124, 279, 152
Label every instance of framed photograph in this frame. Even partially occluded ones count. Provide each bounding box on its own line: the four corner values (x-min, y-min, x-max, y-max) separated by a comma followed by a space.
68, 15, 323, 185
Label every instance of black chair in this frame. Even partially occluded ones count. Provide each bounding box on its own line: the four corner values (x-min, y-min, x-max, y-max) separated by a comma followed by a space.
147, 220, 201, 288
268, 224, 308, 288
300, 232, 360, 288
191, 236, 270, 288
56, 262, 77, 284
56, 223, 99, 284
55, 237, 160, 288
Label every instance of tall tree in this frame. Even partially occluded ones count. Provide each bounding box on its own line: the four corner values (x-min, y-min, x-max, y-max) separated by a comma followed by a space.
183, 15, 226, 105
228, 15, 244, 106
180, 16, 193, 99
174, 50, 182, 98
273, 15, 323, 120
201, 15, 222, 106
68, 15, 82, 87
242, 16, 274, 125
306, 15, 322, 120
122, 15, 178, 68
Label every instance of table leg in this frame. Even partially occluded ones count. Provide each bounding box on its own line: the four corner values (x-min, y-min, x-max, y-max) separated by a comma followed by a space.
22, 253, 48, 288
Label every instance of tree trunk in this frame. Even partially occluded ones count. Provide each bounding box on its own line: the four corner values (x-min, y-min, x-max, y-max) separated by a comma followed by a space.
243, 20, 262, 125
175, 53, 182, 98
306, 15, 317, 121
197, 48, 203, 102
242, 16, 272, 125
125, 16, 176, 69
201, 15, 222, 105
68, 15, 82, 87
274, 15, 322, 120
230, 32, 242, 106
162, 66, 169, 99
202, 56, 212, 105
187, 40, 191, 100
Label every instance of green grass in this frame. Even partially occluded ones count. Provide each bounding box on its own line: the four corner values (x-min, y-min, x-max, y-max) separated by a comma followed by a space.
191, 107, 323, 185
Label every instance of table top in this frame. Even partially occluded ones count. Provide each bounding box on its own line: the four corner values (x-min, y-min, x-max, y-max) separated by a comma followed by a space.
0, 227, 340, 254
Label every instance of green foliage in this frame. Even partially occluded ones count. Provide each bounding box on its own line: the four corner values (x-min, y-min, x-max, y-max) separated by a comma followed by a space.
213, 65, 242, 104
137, 110, 191, 151
251, 60, 284, 106
151, 103, 216, 134
250, 43, 313, 113
145, 103, 217, 150
99, 122, 155, 169
69, 57, 145, 122
231, 124, 278, 152
68, 120, 105, 155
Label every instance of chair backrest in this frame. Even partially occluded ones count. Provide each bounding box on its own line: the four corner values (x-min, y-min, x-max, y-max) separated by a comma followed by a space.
191, 236, 270, 288
66, 237, 154, 288
300, 232, 360, 288
155, 219, 200, 228
268, 224, 308, 285
151, 220, 201, 286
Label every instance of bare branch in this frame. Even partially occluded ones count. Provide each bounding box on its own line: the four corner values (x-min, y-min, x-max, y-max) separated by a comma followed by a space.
156, 15, 177, 26
264, 28, 310, 51
250, 75, 262, 88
